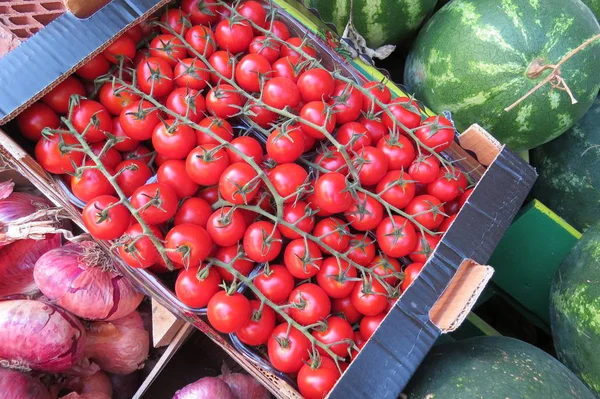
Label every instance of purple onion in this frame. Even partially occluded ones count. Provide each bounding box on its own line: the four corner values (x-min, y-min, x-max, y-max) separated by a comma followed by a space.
0, 368, 52, 399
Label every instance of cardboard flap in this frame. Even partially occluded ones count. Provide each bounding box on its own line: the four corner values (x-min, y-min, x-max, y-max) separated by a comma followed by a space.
64, 0, 112, 18
458, 124, 502, 166
429, 259, 494, 332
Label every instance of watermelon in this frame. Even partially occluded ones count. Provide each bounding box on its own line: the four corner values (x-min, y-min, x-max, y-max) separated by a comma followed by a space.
300, 0, 438, 48
530, 97, 600, 232
550, 222, 600, 397
583, 0, 600, 19
404, 0, 600, 151
404, 336, 596, 398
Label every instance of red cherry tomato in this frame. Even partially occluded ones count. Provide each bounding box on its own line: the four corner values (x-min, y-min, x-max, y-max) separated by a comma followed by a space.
160, 8, 191, 36
267, 20, 290, 40
263, 77, 301, 110
165, 223, 212, 267
298, 356, 341, 399
196, 116, 233, 145
316, 258, 357, 299
284, 238, 323, 279
214, 19, 253, 54
313, 217, 350, 255
288, 283, 331, 325
103, 34, 136, 63
279, 200, 315, 239
175, 266, 221, 308
254, 264, 295, 303
186, 144, 230, 186
414, 116, 455, 153
71, 163, 115, 202
184, 25, 216, 58
409, 233, 441, 263
136, 57, 174, 97
41, 76, 85, 115
243, 221, 282, 262
76, 54, 111, 81
130, 183, 178, 225
268, 163, 308, 204
375, 215, 418, 258
206, 207, 247, 247
150, 34, 187, 66
300, 100, 336, 139
376, 170, 416, 209
219, 162, 260, 205
268, 323, 310, 373
157, 159, 199, 198
165, 87, 207, 123
297, 68, 335, 103
249, 35, 281, 63
351, 278, 389, 316
214, 245, 254, 283
117, 223, 163, 269
71, 99, 113, 143
174, 58, 210, 90
17, 102, 60, 141
404, 195, 446, 230
82, 195, 130, 240
314, 172, 352, 214
114, 159, 153, 197
401, 262, 425, 292
361, 81, 391, 113
408, 155, 441, 185
119, 100, 161, 141
235, 300, 276, 346
360, 313, 385, 341
35, 134, 84, 175
206, 83, 243, 118
234, 54, 272, 93
208, 50, 235, 84
181, 0, 219, 26
312, 316, 354, 358
427, 168, 468, 202
331, 296, 362, 324
382, 97, 422, 133
207, 291, 252, 333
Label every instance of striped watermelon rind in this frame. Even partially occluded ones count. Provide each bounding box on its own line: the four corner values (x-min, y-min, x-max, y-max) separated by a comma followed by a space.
301, 0, 438, 48
583, 0, 600, 19
404, 0, 600, 151
550, 223, 600, 396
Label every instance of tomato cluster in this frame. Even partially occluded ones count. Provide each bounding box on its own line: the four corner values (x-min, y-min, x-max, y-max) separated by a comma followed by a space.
17, 1, 475, 398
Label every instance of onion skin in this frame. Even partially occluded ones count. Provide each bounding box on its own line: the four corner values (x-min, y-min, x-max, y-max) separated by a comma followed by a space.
0, 235, 61, 298
0, 368, 52, 399
0, 181, 51, 225
173, 376, 237, 399
34, 241, 143, 321
219, 366, 271, 399
60, 393, 111, 399
65, 370, 112, 396
0, 299, 86, 372
85, 310, 150, 374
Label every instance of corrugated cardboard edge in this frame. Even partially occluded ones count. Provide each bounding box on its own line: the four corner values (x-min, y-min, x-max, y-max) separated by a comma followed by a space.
429, 259, 494, 333
63, 0, 112, 18
459, 124, 503, 167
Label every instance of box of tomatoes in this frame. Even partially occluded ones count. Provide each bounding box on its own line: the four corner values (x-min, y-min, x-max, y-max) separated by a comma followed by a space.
0, 0, 537, 398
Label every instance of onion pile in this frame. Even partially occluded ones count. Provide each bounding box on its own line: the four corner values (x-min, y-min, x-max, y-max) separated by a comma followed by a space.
0, 368, 52, 399
65, 370, 113, 396
0, 299, 86, 372
219, 366, 271, 399
173, 366, 270, 399
85, 310, 150, 374
34, 241, 143, 321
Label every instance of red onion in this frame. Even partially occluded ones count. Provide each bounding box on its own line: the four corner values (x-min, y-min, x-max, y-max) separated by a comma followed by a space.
65, 370, 112, 396
34, 241, 143, 321
0, 368, 52, 399
219, 365, 271, 399
173, 377, 237, 399
85, 310, 150, 374
108, 372, 140, 399
60, 393, 111, 399
0, 235, 61, 298
0, 299, 86, 372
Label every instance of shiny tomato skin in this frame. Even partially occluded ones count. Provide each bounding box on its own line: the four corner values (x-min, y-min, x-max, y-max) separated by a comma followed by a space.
243, 221, 282, 263
152, 119, 197, 160
331, 83, 363, 125
174, 197, 212, 228
299, 100, 336, 139
103, 34, 136, 63
266, 127, 305, 164
369, 254, 402, 285
41, 76, 86, 114
401, 262, 425, 292
313, 217, 350, 255
181, 0, 219, 25
165, 223, 212, 267
234, 54, 272, 93
254, 264, 295, 303
382, 97, 422, 133
297, 68, 335, 103
376, 170, 416, 210
351, 278, 389, 316
114, 159, 153, 197
361, 81, 392, 113
119, 100, 161, 141
359, 116, 387, 144
331, 295, 362, 324
71, 163, 115, 202
288, 283, 331, 326
263, 77, 301, 110
76, 54, 111, 81
160, 8, 190, 35
117, 223, 163, 269
284, 238, 322, 279
89, 142, 122, 172
438, 214, 456, 233
235, 300, 276, 346
157, 159, 199, 198
375, 215, 418, 258
219, 162, 260, 205
354, 146, 388, 186
408, 155, 441, 185
268, 323, 310, 373
82, 195, 130, 240
236, 1, 267, 31
248, 100, 278, 128
214, 245, 254, 283
225, 136, 263, 164
272, 56, 304, 83
184, 25, 216, 58
165, 87, 206, 123
17, 102, 60, 141
136, 57, 174, 97
196, 116, 233, 145
71, 99, 113, 143
99, 82, 140, 116
316, 258, 357, 299
279, 201, 315, 239
207, 291, 252, 333
404, 195, 446, 230
268, 163, 308, 204
359, 313, 385, 341
208, 51, 234, 84
149, 34, 187, 66
130, 183, 178, 225
267, 20, 290, 40
298, 357, 341, 399
249, 35, 281, 63
186, 144, 230, 186
414, 116, 455, 153
214, 19, 253, 54
281, 37, 317, 59
427, 168, 468, 202
315, 146, 347, 174
312, 316, 354, 358
174, 58, 210, 90
206, 206, 247, 247
344, 192, 384, 231
206, 83, 243, 118
336, 121, 371, 151
35, 134, 84, 175
175, 266, 221, 308
314, 172, 352, 214
346, 234, 377, 266
409, 233, 441, 263
377, 133, 416, 171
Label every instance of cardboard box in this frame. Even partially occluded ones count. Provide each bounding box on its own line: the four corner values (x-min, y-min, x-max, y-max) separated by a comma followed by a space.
0, 1, 538, 398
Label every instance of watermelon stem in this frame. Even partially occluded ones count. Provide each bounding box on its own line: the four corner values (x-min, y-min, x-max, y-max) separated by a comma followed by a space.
505, 32, 600, 113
